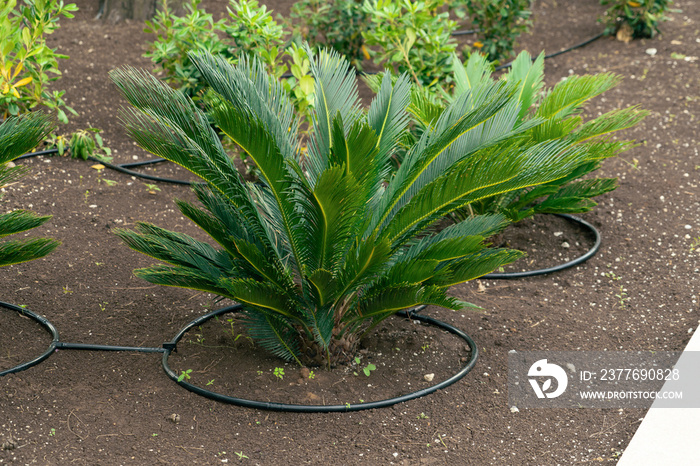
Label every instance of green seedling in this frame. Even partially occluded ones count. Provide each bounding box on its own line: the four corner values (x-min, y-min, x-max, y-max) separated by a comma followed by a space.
235, 451, 248, 460
690, 237, 700, 254
602, 271, 621, 281
308, 370, 315, 379
257, 370, 263, 376
143, 183, 161, 194
354, 356, 376, 377
99, 178, 118, 186
206, 379, 215, 386
421, 343, 430, 352
98, 301, 108, 312
273, 367, 284, 380
62, 286, 72, 294
417, 412, 429, 419
49, 428, 56, 437
615, 286, 629, 308
177, 369, 193, 382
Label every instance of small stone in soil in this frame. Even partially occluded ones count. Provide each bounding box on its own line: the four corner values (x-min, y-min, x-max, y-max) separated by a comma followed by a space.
424, 373, 435, 382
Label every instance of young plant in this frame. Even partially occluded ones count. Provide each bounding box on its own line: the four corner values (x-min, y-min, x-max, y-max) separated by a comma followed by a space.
455, 0, 533, 64
0, 0, 79, 122
67, 128, 112, 163
416, 51, 647, 223
289, 0, 371, 69
599, 0, 675, 39
362, 0, 459, 87
0, 113, 60, 267
112, 47, 604, 368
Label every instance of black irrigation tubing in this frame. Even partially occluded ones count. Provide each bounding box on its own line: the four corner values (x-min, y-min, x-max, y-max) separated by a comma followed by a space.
483, 213, 601, 280
16, 148, 198, 185
161, 303, 479, 413
0, 300, 59, 377
494, 32, 605, 71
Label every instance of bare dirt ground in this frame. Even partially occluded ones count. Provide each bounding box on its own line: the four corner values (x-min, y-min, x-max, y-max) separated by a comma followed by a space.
1, 0, 698, 464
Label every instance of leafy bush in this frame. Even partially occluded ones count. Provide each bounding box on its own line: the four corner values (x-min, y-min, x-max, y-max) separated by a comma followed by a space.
427, 51, 647, 222
362, 0, 459, 87
144, 0, 288, 100
288, 0, 371, 68
111, 47, 603, 367
455, 0, 533, 64
599, 0, 674, 38
0, 0, 78, 122
0, 113, 60, 266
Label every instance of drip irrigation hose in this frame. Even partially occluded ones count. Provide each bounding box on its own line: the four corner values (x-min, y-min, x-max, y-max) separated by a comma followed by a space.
0, 301, 59, 377
16, 148, 198, 185
494, 32, 605, 71
483, 213, 601, 279
161, 304, 479, 413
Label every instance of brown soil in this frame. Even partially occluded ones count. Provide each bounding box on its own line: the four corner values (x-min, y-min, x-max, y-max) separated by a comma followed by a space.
1, 0, 699, 464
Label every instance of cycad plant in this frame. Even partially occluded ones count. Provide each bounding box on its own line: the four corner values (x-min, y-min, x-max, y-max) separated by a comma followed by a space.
0, 113, 60, 267
112, 48, 604, 367
412, 51, 646, 223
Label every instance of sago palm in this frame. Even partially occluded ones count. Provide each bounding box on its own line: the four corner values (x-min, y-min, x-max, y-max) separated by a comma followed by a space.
112, 48, 601, 367
0, 113, 60, 267
407, 51, 647, 223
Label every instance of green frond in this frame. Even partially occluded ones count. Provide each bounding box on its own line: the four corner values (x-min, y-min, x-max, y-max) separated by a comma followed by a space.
534, 178, 618, 215
0, 210, 53, 238
401, 213, 510, 262
306, 46, 362, 182
366, 71, 412, 169
350, 285, 458, 325
428, 248, 525, 288
372, 81, 527, 236
570, 106, 648, 144
505, 51, 545, 121
114, 224, 235, 282
0, 238, 60, 267
188, 51, 299, 161
218, 278, 303, 322
329, 114, 381, 197
452, 52, 494, 98
242, 310, 302, 364
301, 305, 335, 357
306, 164, 364, 273
334, 237, 392, 303
132, 264, 231, 296
0, 112, 55, 165
383, 139, 589, 246
536, 73, 623, 121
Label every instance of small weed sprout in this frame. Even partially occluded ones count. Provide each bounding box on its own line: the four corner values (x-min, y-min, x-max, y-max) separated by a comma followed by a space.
421, 343, 430, 352
615, 286, 629, 308
235, 451, 248, 460
308, 370, 315, 379
690, 237, 700, 254
273, 367, 285, 380
62, 285, 72, 294
354, 357, 376, 377
177, 369, 193, 382
417, 412, 429, 419
206, 379, 215, 386
49, 428, 56, 437
143, 183, 161, 194
256, 370, 263, 376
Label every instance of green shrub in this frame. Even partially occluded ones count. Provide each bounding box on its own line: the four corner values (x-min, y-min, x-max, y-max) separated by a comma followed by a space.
362, 0, 459, 88
424, 51, 646, 223
288, 0, 371, 69
144, 0, 288, 100
599, 0, 675, 38
0, 0, 78, 122
111, 47, 611, 366
0, 113, 60, 266
455, 0, 533, 64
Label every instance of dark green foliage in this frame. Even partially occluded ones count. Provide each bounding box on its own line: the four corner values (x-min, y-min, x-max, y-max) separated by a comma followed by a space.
437, 51, 647, 222
600, 0, 675, 38
0, 113, 60, 266
112, 47, 605, 366
288, 0, 370, 69
455, 0, 533, 64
